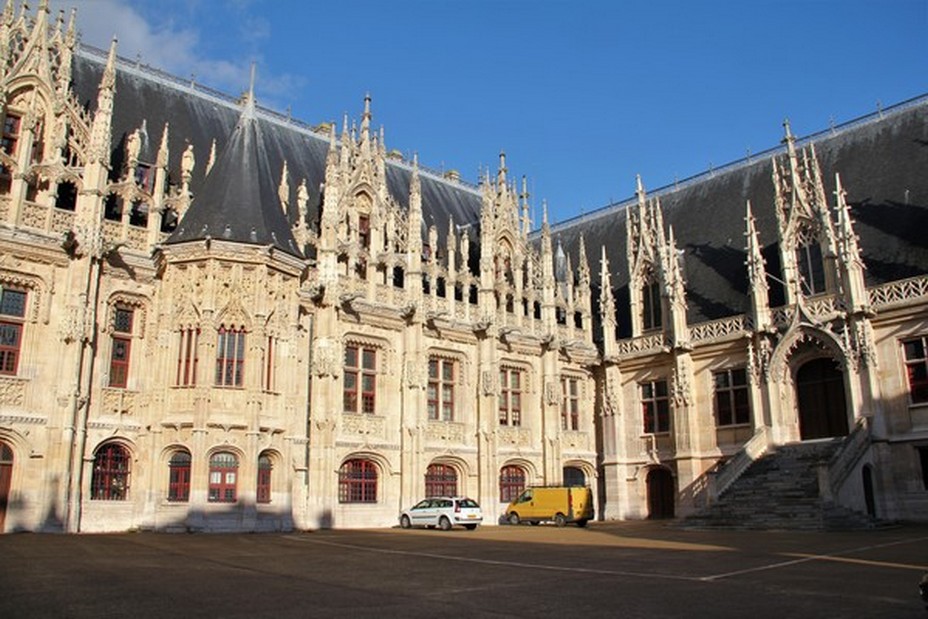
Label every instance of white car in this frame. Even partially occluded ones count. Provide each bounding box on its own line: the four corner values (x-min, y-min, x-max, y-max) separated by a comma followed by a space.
399, 497, 483, 530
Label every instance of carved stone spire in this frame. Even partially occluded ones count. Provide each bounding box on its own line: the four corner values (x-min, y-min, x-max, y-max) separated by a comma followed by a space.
745, 200, 771, 331
833, 172, 869, 312
600, 245, 617, 357
278, 159, 289, 214
89, 37, 117, 164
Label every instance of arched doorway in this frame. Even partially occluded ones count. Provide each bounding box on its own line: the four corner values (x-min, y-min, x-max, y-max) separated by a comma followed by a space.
563, 466, 585, 487
796, 357, 849, 440
0, 441, 12, 532
646, 467, 674, 519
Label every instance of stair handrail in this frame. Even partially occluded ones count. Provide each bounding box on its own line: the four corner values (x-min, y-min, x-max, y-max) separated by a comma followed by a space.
709, 425, 771, 501
819, 417, 871, 501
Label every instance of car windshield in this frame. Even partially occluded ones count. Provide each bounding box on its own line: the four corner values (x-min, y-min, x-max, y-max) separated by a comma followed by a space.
457, 498, 479, 508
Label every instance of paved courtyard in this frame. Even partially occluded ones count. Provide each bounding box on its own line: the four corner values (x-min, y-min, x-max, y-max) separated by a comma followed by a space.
1, 521, 926, 618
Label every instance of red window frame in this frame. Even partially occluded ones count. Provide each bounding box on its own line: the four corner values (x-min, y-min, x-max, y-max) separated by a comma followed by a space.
208, 452, 238, 503
338, 458, 378, 503
498, 367, 522, 426
0, 288, 26, 376
108, 307, 133, 388
903, 336, 928, 404
425, 463, 458, 497
641, 379, 670, 434
427, 358, 455, 421
714, 368, 751, 426
499, 465, 525, 503
216, 326, 246, 387
344, 345, 376, 414
561, 377, 580, 431
91, 443, 130, 501
176, 327, 199, 386
167, 450, 191, 502
257, 453, 272, 504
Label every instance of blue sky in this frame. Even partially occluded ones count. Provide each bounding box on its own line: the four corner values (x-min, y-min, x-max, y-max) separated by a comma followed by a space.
56, 0, 927, 225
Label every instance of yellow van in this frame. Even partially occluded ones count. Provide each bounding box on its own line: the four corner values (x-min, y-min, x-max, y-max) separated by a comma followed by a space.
504, 486, 593, 527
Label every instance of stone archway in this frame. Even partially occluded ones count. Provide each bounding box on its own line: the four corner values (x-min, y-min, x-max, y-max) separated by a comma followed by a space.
646, 467, 674, 519
796, 357, 849, 440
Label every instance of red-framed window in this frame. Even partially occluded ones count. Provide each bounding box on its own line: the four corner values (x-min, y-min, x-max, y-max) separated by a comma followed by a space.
561, 377, 580, 431
215, 326, 246, 387
0, 288, 26, 375
338, 458, 377, 503
108, 307, 133, 388
499, 367, 522, 426
427, 358, 455, 421
642, 280, 662, 331
167, 450, 191, 502
499, 465, 526, 503
425, 463, 457, 497
91, 443, 130, 501
714, 368, 751, 426
904, 337, 928, 404
208, 452, 238, 503
257, 453, 272, 504
641, 379, 670, 434
344, 344, 376, 414
176, 327, 199, 386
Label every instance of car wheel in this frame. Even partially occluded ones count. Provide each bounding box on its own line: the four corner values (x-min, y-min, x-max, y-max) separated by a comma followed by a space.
400, 515, 411, 529
508, 512, 520, 525
439, 516, 452, 531
576, 519, 588, 528
464, 524, 477, 530
554, 513, 567, 527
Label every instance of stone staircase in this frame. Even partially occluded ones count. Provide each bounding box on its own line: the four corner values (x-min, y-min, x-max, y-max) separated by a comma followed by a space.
683, 439, 881, 530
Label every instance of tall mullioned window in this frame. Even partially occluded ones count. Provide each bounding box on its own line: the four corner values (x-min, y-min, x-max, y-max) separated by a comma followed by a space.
561, 377, 580, 431
714, 368, 751, 426
176, 327, 199, 386
108, 307, 133, 388
257, 452, 273, 504
499, 367, 523, 427
796, 242, 826, 295
428, 358, 455, 421
641, 379, 670, 434
344, 344, 376, 414
0, 288, 26, 375
216, 326, 246, 387
642, 280, 662, 331
903, 336, 928, 404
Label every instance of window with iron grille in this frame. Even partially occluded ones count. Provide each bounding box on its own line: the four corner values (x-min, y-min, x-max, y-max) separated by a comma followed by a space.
425, 463, 457, 497
257, 453, 273, 504
215, 326, 246, 387
167, 450, 191, 502
208, 452, 238, 503
0, 288, 26, 376
796, 242, 826, 295
175, 327, 199, 386
903, 336, 928, 404
641, 379, 670, 434
344, 344, 376, 414
338, 458, 377, 503
108, 307, 133, 388
91, 443, 130, 501
427, 357, 455, 421
642, 280, 662, 331
498, 367, 522, 426
561, 377, 580, 431
499, 465, 526, 502
713, 368, 751, 426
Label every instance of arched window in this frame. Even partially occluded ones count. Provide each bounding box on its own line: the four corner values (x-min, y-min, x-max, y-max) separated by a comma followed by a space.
425, 463, 457, 497
338, 459, 377, 503
499, 465, 526, 503
257, 453, 273, 504
208, 452, 238, 503
167, 450, 191, 502
91, 443, 130, 501
563, 466, 586, 487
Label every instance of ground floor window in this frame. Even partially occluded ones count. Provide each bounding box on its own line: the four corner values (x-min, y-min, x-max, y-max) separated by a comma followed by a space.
339, 458, 377, 503
499, 465, 526, 502
91, 443, 130, 501
208, 452, 238, 503
425, 463, 457, 497
257, 453, 273, 504
167, 450, 191, 502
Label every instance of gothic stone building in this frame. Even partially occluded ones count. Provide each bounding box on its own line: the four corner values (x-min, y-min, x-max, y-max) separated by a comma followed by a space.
0, 4, 926, 532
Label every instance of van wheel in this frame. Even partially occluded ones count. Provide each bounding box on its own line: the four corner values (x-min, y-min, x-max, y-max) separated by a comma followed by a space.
508, 512, 520, 525
554, 513, 567, 527
400, 515, 411, 529
439, 517, 452, 531
576, 519, 588, 528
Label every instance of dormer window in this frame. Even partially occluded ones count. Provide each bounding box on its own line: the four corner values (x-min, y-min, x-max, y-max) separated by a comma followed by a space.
796, 241, 826, 296
642, 280, 662, 331
358, 214, 370, 250
135, 163, 153, 192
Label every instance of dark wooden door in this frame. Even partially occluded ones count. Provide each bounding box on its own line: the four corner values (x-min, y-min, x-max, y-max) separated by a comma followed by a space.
797, 358, 849, 440
647, 468, 674, 519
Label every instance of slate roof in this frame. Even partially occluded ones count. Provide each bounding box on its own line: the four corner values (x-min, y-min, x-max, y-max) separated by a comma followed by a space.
70, 45, 483, 254
547, 96, 928, 338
